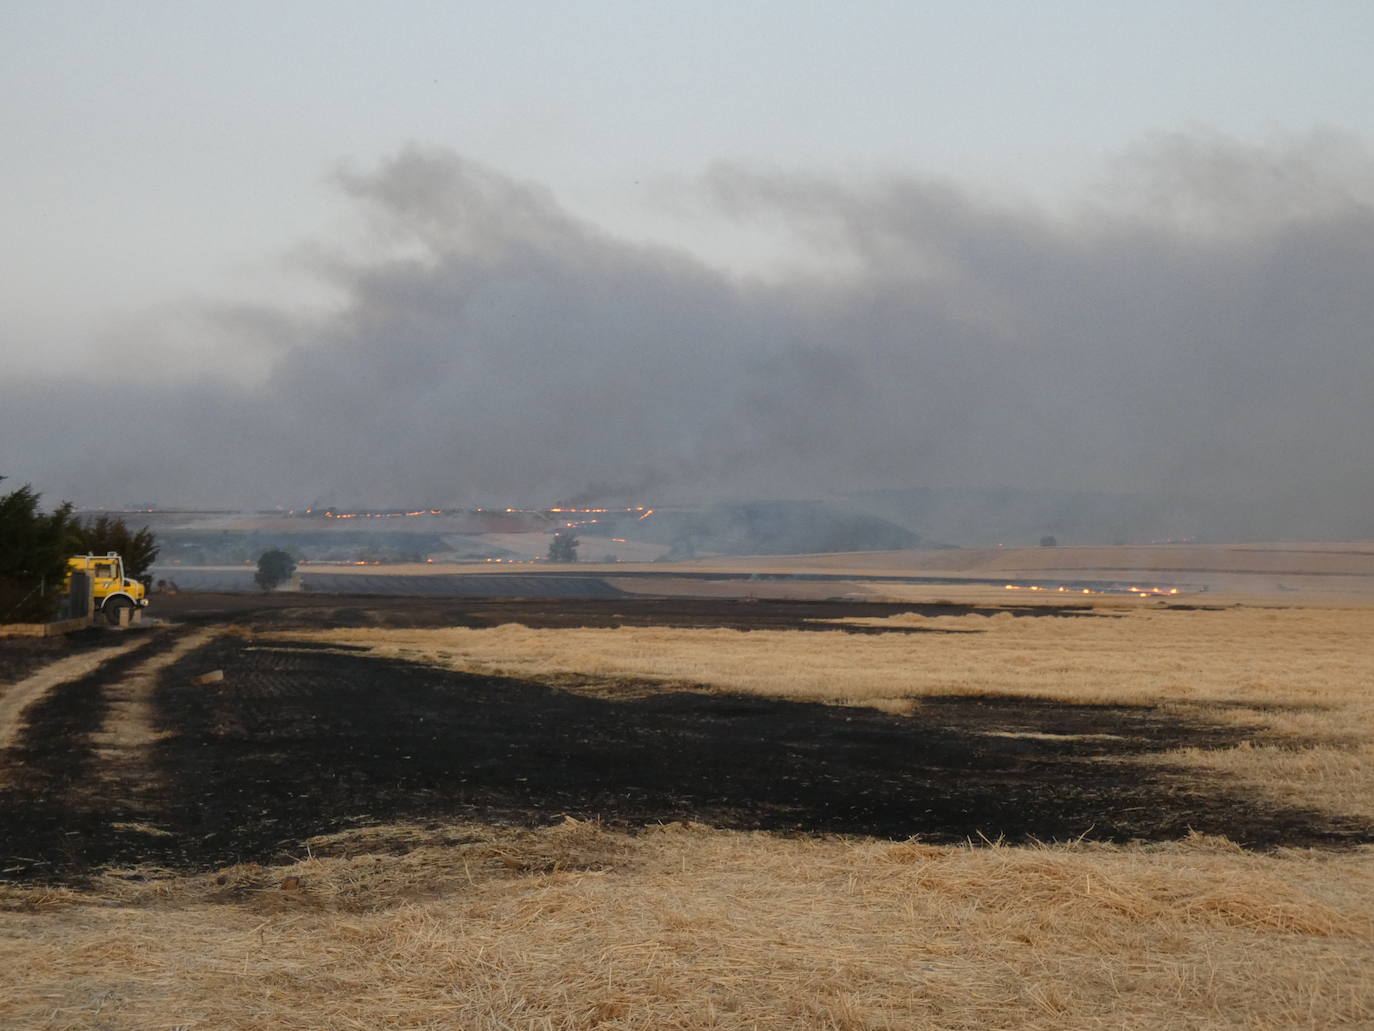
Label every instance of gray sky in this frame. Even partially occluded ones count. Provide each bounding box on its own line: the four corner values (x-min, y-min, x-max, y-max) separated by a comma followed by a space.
3, 2, 1373, 533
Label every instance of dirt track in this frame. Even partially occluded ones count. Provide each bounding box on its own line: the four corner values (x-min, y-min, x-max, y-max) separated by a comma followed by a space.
0, 638, 144, 752
3, 598, 1371, 883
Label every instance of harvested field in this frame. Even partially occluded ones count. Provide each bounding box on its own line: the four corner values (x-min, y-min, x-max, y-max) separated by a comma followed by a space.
1, 593, 1372, 1028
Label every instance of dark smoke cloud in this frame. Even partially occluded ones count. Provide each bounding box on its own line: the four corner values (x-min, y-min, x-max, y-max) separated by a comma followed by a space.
2, 132, 1372, 538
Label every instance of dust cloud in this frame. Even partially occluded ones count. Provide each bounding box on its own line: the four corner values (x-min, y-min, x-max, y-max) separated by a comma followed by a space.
2, 131, 1371, 539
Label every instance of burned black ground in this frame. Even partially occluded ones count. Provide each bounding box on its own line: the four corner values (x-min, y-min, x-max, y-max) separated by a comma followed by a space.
0, 631, 182, 880
2, 620, 1369, 883
154, 592, 1106, 633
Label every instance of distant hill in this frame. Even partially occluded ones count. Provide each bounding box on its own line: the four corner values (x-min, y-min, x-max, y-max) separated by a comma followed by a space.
846, 487, 1196, 548
847, 485, 1374, 547
582, 501, 919, 557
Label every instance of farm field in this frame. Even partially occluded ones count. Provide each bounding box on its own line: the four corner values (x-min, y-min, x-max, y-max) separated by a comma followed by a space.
1, 582, 1372, 1028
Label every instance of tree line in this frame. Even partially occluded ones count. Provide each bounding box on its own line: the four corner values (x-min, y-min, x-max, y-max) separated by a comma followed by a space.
0, 478, 159, 622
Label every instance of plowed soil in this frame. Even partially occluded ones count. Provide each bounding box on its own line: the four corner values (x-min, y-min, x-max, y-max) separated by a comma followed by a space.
3, 605, 1370, 883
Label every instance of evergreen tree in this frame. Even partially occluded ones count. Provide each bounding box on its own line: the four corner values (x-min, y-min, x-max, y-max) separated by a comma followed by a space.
70, 514, 160, 581
0, 478, 76, 622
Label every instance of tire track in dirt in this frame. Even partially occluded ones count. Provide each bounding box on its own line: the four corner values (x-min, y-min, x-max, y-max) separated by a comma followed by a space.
0, 628, 221, 878
88, 627, 221, 842
0, 639, 145, 753
92, 628, 219, 756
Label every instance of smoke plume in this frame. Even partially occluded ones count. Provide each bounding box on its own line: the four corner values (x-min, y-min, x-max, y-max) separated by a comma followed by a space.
2, 131, 1371, 538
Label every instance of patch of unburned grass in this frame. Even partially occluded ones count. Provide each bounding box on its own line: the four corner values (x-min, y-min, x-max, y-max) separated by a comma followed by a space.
284, 604, 1370, 709
1, 821, 1370, 1029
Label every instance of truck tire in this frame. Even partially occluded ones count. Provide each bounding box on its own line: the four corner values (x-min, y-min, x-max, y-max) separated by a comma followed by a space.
103, 596, 134, 626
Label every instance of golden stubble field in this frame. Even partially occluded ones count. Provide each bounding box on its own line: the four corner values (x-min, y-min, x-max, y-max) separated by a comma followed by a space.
3, 596, 1373, 1029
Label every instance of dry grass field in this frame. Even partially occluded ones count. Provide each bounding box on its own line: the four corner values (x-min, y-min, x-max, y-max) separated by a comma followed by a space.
4, 821, 1371, 1029
1, 584, 1372, 1028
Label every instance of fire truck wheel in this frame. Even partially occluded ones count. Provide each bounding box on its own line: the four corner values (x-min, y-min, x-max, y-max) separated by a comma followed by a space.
103, 596, 134, 626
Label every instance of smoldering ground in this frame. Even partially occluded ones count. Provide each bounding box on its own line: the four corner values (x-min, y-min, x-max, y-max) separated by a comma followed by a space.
2, 130, 1372, 538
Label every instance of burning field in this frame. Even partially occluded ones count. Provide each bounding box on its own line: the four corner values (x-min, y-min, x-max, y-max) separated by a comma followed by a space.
1, 593, 1372, 1027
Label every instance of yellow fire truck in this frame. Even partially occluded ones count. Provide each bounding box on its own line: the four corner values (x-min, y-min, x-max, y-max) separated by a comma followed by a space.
67, 552, 149, 625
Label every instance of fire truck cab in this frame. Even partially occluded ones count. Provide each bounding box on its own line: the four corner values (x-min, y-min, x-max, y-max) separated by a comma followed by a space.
67, 552, 148, 624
